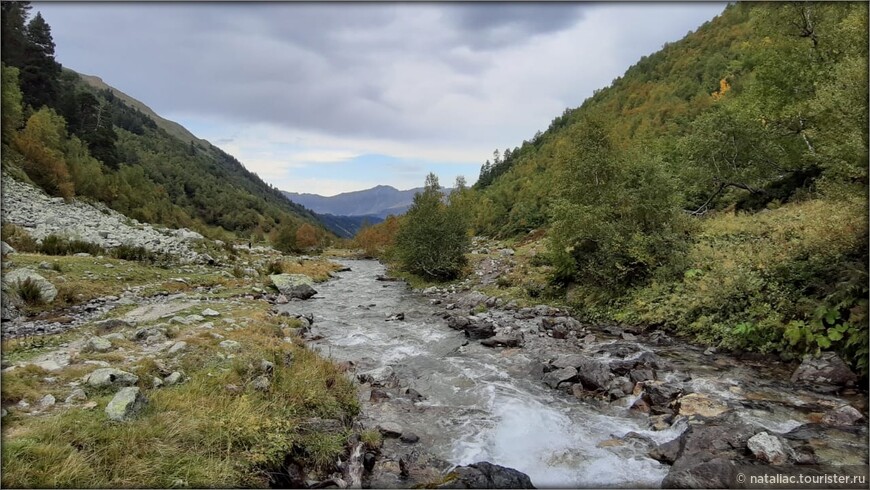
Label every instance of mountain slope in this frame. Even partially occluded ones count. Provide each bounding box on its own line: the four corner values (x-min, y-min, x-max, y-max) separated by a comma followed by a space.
315, 213, 383, 239
283, 185, 451, 219
77, 72, 204, 146
454, 2, 868, 373
1, 7, 327, 243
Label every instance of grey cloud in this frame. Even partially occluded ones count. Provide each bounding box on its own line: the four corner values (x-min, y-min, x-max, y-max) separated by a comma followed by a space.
35, 2, 723, 150
446, 3, 587, 48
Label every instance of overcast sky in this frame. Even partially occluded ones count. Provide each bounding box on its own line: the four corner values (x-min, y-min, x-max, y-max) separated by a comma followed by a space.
35, 2, 725, 196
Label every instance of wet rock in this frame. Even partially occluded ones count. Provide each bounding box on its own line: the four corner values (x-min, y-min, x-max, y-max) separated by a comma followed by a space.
629, 368, 655, 383
791, 352, 857, 387
405, 388, 424, 401
638, 381, 682, 414
376, 274, 401, 282
447, 315, 495, 340
400, 432, 420, 444
479, 334, 523, 348
85, 368, 139, 389
83, 336, 113, 353
575, 358, 613, 391
649, 414, 674, 431
676, 393, 729, 418
386, 312, 405, 321
437, 461, 535, 489
270, 274, 318, 300
378, 422, 403, 438
821, 404, 864, 426
275, 294, 289, 304
3, 269, 58, 302
656, 418, 755, 488
747, 431, 793, 465
551, 324, 568, 339
106, 387, 147, 421
543, 366, 577, 389
370, 389, 391, 403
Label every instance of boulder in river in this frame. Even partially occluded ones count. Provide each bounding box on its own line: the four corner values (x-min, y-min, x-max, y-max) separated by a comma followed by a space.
790, 352, 857, 387
746, 431, 793, 465
270, 274, 318, 300
653, 416, 756, 488
437, 461, 535, 489
480, 334, 523, 348
447, 315, 495, 340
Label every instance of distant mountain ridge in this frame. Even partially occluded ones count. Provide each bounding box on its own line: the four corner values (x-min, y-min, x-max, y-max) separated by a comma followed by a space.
283, 185, 451, 219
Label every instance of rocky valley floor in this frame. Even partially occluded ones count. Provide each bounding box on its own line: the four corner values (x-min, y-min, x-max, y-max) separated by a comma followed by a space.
0, 184, 868, 488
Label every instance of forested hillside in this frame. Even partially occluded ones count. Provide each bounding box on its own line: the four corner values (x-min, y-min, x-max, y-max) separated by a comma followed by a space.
360, 2, 869, 374
1, 2, 325, 245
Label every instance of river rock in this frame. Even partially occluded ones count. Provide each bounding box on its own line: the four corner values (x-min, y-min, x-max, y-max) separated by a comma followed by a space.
821, 404, 864, 426
575, 358, 613, 391
480, 334, 523, 348
437, 461, 536, 489
3, 269, 58, 303
676, 393, 729, 418
270, 274, 317, 300
655, 417, 755, 488
85, 368, 139, 388
378, 422, 403, 438
637, 381, 682, 415
543, 366, 578, 389
447, 315, 496, 340
106, 387, 147, 421
401, 432, 420, 444
791, 352, 857, 387
747, 431, 793, 465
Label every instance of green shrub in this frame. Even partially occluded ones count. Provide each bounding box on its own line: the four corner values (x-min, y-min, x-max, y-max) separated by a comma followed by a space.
38, 235, 103, 256
394, 174, 469, 281
13, 278, 45, 305
110, 244, 160, 263
1, 223, 37, 252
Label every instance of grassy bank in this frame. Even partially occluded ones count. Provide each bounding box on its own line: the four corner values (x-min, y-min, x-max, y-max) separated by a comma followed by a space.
1, 250, 359, 487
